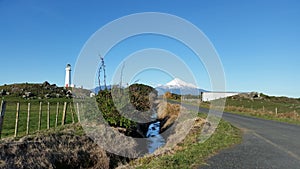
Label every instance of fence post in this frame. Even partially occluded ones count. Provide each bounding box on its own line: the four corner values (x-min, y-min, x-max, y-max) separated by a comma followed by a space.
61, 102, 67, 125
47, 102, 50, 129
76, 102, 81, 123
275, 107, 278, 115
38, 102, 42, 131
26, 103, 30, 135
0, 100, 7, 139
14, 102, 20, 138
263, 106, 265, 112
70, 103, 75, 124
81, 103, 84, 119
55, 102, 59, 127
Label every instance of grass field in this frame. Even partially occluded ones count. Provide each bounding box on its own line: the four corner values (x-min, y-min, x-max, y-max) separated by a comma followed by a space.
225, 95, 300, 113
0, 97, 78, 138
180, 94, 300, 125
222, 96, 300, 125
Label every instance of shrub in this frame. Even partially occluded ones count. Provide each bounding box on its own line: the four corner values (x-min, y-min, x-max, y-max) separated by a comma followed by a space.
96, 84, 157, 132
96, 89, 134, 129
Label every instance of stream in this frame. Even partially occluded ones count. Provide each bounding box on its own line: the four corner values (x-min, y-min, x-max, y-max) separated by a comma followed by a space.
146, 114, 166, 153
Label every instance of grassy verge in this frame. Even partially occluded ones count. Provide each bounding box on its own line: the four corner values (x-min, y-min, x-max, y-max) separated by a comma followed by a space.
127, 113, 242, 169
228, 110, 300, 125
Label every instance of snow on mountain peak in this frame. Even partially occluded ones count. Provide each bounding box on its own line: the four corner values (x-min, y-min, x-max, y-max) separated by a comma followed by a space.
165, 78, 197, 88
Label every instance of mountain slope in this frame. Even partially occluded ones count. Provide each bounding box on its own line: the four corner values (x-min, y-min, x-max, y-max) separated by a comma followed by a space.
155, 78, 206, 95
165, 78, 198, 88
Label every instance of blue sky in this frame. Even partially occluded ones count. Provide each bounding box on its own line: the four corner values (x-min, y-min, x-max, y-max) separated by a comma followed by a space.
0, 0, 299, 98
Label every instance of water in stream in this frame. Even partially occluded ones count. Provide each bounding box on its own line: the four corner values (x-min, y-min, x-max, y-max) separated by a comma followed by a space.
146, 121, 166, 153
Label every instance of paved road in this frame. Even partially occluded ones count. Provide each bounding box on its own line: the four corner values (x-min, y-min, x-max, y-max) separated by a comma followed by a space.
180, 103, 300, 169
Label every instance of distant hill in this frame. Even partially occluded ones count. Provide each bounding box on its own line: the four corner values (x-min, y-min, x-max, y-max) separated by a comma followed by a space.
0, 82, 89, 99
91, 85, 112, 94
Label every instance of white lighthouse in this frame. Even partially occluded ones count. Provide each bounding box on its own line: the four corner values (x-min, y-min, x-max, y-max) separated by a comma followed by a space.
65, 64, 71, 88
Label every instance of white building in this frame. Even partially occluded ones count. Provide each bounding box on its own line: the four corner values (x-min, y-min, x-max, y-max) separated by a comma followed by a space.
201, 92, 239, 101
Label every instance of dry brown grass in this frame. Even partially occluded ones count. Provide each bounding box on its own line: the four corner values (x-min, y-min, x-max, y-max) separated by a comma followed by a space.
154, 116, 205, 156
82, 123, 140, 158
154, 101, 201, 156
0, 124, 110, 169
157, 101, 181, 131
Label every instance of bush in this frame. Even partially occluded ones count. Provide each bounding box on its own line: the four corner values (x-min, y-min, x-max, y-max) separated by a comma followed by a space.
128, 84, 157, 111
96, 84, 157, 131
163, 92, 181, 100
96, 89, 134, 129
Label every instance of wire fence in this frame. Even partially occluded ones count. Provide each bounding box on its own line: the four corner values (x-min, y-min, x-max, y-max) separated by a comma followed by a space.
0, 100, 82, 139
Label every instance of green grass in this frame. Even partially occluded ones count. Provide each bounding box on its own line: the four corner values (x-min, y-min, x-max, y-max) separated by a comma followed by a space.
179, 96, 300, 125
223, 96, 300, 125
129, 113, 242, 169
224, 96, 300, 114
228, 111, 300, 125
0, 98, 78, 138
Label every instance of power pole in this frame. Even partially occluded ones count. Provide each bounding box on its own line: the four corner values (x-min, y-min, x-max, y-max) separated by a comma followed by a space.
101, 57, 107, 90
120, 62, 125, 88
98, 54, 102, 92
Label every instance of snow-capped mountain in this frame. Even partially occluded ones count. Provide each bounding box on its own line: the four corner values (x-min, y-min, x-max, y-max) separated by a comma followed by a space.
155, 78, 206, 95
165, 78, 198, 88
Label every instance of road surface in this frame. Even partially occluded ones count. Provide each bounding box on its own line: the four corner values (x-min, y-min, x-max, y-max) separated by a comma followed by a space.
181, 103, 300, 169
